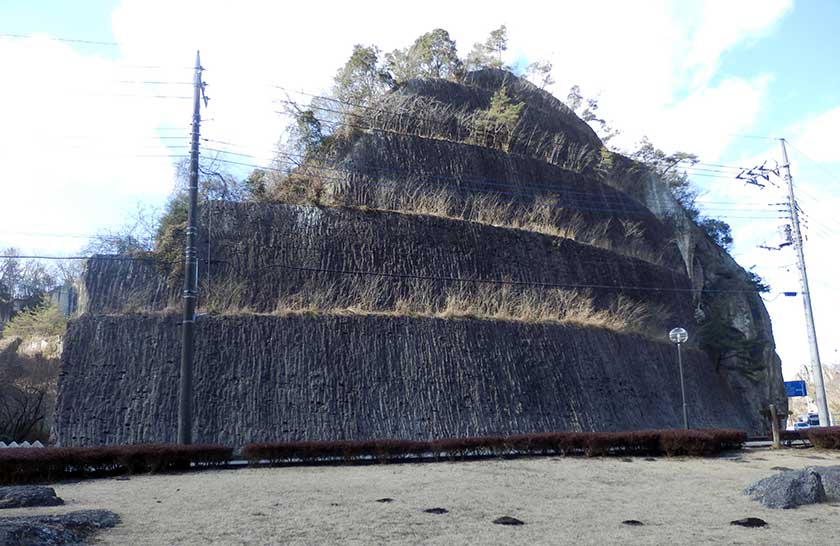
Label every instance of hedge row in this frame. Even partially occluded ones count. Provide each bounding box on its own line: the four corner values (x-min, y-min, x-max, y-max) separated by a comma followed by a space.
243, 429, 746, 465
0, 429, 750, 484
0, 444, 232, 485
779, 430, 809, 443
807, 426, 840, 449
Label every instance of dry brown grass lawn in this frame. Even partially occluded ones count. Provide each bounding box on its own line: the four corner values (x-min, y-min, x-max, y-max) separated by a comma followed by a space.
9, 447, 840, 545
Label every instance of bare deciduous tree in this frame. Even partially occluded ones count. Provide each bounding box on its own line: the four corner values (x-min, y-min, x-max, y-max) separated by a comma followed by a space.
0, 343, 58, 443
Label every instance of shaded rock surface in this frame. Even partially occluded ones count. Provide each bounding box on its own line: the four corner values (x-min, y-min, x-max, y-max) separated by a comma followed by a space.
334, 133, 677, 261
744, 468, 827, 508
60, 69, 785, 445
82, 203, 692, 321
603, 153, 786, 422
0, 510, 118, 546
0, 486, 64, 509
55, 314, 753, 447
815, 466, 840, 499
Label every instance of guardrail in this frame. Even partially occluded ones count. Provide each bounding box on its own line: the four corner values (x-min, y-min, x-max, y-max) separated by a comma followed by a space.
0, 441, 44, 448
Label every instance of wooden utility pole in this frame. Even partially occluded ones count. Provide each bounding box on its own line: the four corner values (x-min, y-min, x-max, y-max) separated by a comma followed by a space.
178, 51, 203, 444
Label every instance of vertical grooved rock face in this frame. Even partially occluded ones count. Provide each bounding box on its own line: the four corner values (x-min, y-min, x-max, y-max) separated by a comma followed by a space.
55, 315, 755, 447
57, 69, 785, 445
83, 204, 693, 320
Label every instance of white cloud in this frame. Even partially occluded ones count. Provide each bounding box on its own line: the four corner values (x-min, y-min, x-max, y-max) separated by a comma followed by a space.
618, 74, 772, 159
683, 0, 792, 89
0, 35, 179, 254
791, 106, 840, 164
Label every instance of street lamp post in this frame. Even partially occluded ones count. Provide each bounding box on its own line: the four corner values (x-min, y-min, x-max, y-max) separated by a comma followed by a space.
669, 327, 689, 430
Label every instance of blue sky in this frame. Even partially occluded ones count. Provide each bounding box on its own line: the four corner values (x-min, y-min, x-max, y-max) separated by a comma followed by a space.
2, 0, 117, 43
717, 1, 840, 131
1, 0, 838, 384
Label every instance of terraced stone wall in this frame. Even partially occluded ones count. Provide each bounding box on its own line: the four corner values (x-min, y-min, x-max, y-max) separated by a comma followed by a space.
54, 314, 756, 447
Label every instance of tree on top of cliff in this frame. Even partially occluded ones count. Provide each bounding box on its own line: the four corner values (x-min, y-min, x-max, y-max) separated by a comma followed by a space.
566, 85, 620, 145
525, 60, 555, 89
466, 25, 509, 71
627, 136, 733, 250
386, 29, 464, 83
630, 136, 699, 210
333, 45, 394, 109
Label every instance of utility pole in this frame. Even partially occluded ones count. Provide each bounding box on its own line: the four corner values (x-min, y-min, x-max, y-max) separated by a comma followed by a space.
178, 51, 203, 444
780, 137, 830, 426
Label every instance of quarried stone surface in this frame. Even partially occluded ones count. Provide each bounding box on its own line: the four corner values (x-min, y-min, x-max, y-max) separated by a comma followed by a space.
56, 314, 755, 447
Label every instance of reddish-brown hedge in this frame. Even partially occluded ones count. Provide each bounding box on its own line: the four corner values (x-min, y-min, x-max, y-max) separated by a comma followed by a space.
807, 426, 840, 449
243, 429, 746, 465
779, 430, 809, 444
0, 444, 233, 485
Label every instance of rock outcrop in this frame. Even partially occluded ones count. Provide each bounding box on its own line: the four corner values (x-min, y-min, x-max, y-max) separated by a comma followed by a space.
56, 314, 754, 447
745, 466, 840, 509
54, 69, 785, 445
0, 510, 118, 546
745, 468, 827, 509
0, 486, 63, 509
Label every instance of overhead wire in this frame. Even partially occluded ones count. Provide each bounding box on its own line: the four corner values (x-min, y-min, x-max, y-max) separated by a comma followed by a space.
3, 48, 830, 274
209, 154, 781, 220
202, 143, 785, 220
0, 32, 119, 47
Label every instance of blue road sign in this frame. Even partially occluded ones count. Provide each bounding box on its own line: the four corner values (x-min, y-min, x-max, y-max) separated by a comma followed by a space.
785, 380, 807, 397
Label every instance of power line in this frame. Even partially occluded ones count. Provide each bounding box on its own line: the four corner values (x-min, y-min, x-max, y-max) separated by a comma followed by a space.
785, 141, 840, 187
110, 80, 193, 85
0, 33, 194, 68
209, 154, 784, 220
205, 142, 682, 208
208, 156, 672, 218
63, 93, 194, 99
0, 252, 767, 294
727, 133, 779, 141
272, 98, 778, 198
0, 32, 119, 47
0, 254, 165, 262
271, 89, 763, 175
48, 152, 188, 159
0, 230, 147, 241
203, 144, 773, 217
212, 260, 767, 295
275, 94, 754, 182
38, 135, 190, 141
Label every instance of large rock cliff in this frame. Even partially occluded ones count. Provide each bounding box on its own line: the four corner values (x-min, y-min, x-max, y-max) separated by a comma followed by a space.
56, 315, 754, 447
54, 69, 785, 445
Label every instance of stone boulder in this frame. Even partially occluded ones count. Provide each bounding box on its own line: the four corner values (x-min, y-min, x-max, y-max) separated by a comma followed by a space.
0, 486, 64, 509
811, 466, 840, 500
744, 469, 827, 509
0, 510, 118, 546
